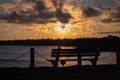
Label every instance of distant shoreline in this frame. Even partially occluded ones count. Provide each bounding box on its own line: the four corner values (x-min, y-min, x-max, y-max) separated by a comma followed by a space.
0, 36, 120, 47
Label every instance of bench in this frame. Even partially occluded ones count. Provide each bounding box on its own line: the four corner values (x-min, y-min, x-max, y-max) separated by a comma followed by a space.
47, 47, 100, 68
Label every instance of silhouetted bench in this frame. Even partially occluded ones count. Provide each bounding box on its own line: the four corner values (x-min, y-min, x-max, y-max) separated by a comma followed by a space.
47, 47, 100, 68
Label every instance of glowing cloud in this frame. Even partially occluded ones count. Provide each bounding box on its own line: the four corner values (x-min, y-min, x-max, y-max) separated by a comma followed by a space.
0, 0, 120, 40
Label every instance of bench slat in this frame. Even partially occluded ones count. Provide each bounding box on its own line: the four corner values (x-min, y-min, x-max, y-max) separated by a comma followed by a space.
47, 58, 94, 61
51, 48, 99, 57
51, 53, 97, 57
52, 49, 76, 51
52, 51, 77, 54
52, 49, 98, 53
52, 52, 97, 54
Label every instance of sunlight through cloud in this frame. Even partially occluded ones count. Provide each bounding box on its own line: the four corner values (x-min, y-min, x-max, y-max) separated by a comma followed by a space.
55, 22, 70, 33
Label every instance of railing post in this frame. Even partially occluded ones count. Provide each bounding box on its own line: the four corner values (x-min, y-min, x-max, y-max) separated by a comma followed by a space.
116, 51, 120, 66
30, 48, 35, 68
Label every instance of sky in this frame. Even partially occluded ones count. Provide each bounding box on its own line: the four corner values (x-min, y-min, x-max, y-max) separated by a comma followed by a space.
0, 0, 120, 40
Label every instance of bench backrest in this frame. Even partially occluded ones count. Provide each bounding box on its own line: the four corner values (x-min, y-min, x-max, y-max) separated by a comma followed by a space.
51, 48, 100, 57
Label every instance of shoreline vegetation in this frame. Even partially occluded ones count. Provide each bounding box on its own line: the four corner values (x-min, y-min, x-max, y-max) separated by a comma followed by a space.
0, 35, 120, 47
0, 65, 120, 80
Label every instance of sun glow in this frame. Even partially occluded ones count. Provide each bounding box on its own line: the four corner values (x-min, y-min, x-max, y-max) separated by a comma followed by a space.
55, 23, 70, 33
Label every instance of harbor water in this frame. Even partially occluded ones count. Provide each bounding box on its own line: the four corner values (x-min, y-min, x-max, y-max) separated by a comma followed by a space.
0, 46, 116, 68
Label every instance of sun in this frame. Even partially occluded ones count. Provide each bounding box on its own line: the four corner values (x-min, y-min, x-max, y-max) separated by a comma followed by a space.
55, 23, 70, 33
56, 25, 67, 33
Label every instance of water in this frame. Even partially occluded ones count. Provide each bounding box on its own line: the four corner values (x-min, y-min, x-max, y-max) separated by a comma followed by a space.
0, 46, 116, 68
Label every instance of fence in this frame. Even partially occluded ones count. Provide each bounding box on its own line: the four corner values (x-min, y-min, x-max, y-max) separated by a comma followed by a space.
0, 47, 120, 68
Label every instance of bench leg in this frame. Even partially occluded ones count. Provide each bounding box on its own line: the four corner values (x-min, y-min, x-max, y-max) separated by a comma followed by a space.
48, 60, 58, 69
53, 47, 60, 69
90, 49, 99, 67
78, 54, 82, 67
49, 60, 55, 67
90, 57, 98, 68
54, 60, 59, 69
90, 59, 97, 67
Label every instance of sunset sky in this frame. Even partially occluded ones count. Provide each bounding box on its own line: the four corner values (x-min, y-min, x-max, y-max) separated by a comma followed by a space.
0, 0, 120, 40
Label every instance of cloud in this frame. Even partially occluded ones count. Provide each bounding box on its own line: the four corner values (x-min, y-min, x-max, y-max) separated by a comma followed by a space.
97, 31, 120, 34
111, 0, 120, 7
51, 0, 59, 8
0, 0, 120, 24
31, 0, 72, 23
0, 10, 57, 24
0, 0, 52, 24
38, 11, 55, 19
55, 8, 72, 23
51, 0, 65, 8
101, 7, 120, 23
0, 0, 73, 24
101, 18, 120, 23
34, 0, 47, 11
82, 7, 101, 17
51, 0, 72, 23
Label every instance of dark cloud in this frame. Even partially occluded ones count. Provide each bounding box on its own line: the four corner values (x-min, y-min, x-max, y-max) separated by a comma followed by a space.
51, 0, 58, 8
101, 18, 120, 23
0, 8, 72, 24
101, 7, 120, 23
82, 7, 101, 17
9, 11, 23, 20
0, 11, 57, 24
0, 7, 4, 14
55, 8, 72, 23
112, 7, 120, 18
51, 0, 64, 8
38, 11, 55, 19
19, 10, 30, 16
97, 31, 120, 34
51, 0, 72, 23
0, 0, 72, 24
35, 0, 46, 11
36, 19, 56, 24
113, 12, 120, 18
0, 0, 13, 3
0, 11, 23, 20
0, 11, 32, 24
6, 17, 57, 24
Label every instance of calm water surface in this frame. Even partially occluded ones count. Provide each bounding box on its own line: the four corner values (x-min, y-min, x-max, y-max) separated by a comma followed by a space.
0, 45, 116, 68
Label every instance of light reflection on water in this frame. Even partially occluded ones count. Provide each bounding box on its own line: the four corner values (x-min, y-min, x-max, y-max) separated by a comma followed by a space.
0, 46, 116, 68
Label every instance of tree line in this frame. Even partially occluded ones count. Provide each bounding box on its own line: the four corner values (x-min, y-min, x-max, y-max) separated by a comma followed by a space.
0, 35, 120, 49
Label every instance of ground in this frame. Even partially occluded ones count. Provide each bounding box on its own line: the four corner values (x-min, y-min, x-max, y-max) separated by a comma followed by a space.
0, 65, 120, 80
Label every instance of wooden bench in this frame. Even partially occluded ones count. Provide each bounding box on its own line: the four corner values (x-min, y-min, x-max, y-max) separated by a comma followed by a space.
47, 47, 100, 68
